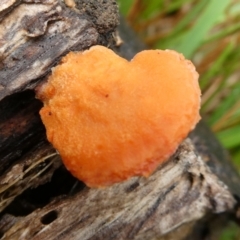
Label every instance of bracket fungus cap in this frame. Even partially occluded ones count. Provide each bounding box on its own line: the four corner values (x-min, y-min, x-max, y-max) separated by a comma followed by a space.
37, 45, 201, 187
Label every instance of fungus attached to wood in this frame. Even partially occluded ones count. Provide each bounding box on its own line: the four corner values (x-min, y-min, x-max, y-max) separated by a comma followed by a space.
37, 45, 201, 187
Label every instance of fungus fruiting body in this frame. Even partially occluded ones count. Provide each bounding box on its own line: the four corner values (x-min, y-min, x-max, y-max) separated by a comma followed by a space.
37, 45, 201, 187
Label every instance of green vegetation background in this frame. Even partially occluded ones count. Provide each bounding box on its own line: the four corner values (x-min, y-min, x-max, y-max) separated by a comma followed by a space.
117, 0, 240, 239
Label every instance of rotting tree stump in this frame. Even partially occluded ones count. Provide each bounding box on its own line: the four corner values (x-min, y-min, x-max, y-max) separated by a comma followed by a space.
0, 1, 240, 240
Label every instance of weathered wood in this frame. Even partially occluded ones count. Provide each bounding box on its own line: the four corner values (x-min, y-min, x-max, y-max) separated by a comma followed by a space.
190, 121, 240, 197
0, 0, 119, 100
0, 0, 118, 233
0, 0, 118, 192
0, 142, 60, 212
1, 140, 236, 240
0, 1, 240, 240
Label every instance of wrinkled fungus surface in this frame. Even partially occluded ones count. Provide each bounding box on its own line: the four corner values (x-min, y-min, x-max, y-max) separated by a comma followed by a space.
37, 45, 201, 187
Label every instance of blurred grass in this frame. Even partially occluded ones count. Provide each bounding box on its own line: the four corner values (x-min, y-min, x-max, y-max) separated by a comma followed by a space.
117, 0, 240, 168
219, 222, 240, 240
117, 0, 240, 238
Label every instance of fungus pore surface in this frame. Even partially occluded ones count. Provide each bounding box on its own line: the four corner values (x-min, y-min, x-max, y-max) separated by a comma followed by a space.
37, 45, 201, 187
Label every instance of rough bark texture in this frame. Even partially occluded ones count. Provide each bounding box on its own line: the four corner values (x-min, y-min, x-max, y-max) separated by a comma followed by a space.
0, 0, 118, 182
0, 1, 240, 240
1, 140, 237, 240
0, 0, 118, 100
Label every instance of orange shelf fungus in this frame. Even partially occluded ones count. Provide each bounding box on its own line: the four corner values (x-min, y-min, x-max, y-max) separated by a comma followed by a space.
37, 45, 201, 187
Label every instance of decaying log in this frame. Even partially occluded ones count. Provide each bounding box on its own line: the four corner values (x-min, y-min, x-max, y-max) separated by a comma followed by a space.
0, 0, 118, 193
0, 0, 118, 100
1, 140, 237, 240
0, 1, 240, 240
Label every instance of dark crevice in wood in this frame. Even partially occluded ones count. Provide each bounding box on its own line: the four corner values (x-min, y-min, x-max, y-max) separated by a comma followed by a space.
0, 90, 45, 174
1, 166, 85, 217
40, 210, 58, 225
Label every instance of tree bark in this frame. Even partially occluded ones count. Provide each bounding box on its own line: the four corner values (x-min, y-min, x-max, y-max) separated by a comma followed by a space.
0, 1, 239, 240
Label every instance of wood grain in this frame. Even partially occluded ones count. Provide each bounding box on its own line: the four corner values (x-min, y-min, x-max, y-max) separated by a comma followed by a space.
2, 140, 236, 240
